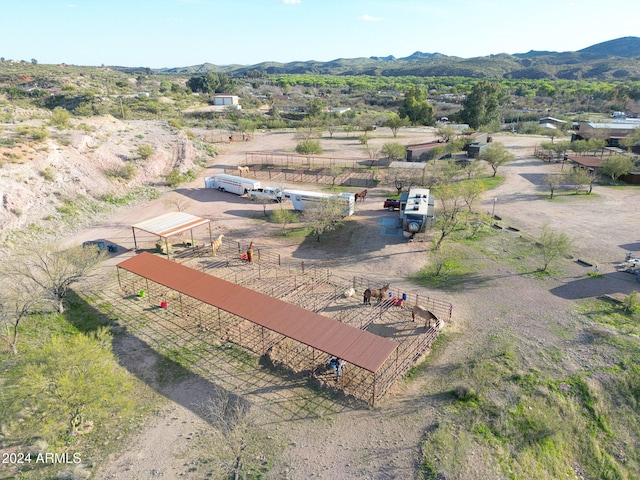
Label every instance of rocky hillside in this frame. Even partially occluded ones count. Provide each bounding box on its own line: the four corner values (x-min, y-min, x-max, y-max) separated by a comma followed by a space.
0, 115, 199, 244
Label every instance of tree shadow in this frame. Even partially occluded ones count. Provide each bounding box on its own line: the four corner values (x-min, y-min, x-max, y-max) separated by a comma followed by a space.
549, 272, 639, 300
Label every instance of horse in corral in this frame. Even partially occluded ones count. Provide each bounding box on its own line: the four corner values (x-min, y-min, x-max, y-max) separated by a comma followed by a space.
411, 304, 443, 329
212, 234, 224, 256
237, 165, 250, 177
246, 241, 254, 262
363, 283, 390, 305
355, 189, 368, 202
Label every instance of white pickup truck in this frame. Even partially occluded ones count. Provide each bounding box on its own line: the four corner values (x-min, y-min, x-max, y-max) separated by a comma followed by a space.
247, 187, 282, 202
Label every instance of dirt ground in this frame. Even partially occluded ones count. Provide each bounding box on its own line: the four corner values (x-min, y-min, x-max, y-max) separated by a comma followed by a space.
61, 128, 640, 480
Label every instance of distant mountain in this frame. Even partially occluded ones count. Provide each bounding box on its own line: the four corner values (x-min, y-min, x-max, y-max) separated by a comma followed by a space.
147, 36, 640, 80
577, 36, 640, 58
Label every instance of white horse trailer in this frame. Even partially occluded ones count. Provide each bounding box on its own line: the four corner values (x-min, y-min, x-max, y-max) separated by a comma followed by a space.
204, 174, 260, 195
282, 189, 356, 217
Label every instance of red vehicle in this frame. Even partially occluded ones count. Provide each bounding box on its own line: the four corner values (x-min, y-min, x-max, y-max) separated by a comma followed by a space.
383, 199, 400, 211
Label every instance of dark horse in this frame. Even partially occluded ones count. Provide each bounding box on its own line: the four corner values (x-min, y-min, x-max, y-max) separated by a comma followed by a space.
355, 189, 368, 203
363, 283, 390, 305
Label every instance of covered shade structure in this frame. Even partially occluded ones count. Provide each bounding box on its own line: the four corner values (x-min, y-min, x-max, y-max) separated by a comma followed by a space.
117, 252, 398, 374
131, 212, 214, 259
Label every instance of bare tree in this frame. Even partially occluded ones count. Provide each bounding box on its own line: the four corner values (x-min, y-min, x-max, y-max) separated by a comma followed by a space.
198, 389, 275, 480
8, 245, 106, 313
163, 195, 193, 212
0, 279, 47, 354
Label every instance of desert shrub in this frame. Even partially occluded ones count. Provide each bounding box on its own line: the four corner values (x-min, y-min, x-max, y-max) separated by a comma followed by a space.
76, 123, 94, 132
165, 168, 196, 188
453, 385, 477, 401
39, 166, 55, 181
107, 163, 137, 180
135, 144, 154, 160
49, 107, 71, 129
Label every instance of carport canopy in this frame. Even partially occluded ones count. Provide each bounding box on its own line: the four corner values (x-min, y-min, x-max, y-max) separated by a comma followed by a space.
117, 252, 399, 373
131, 212, 214, 256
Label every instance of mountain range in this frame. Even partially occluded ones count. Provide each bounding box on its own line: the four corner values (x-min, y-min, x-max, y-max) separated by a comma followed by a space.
148, 37, 640, 80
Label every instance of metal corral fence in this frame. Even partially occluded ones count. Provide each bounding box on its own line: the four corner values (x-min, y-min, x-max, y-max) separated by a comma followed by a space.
118, 239, 452, 405
223, 166, 376, 188
245, 151, 378, 170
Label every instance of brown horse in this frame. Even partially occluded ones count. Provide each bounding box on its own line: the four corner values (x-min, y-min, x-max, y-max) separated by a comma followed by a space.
363, 283, 390, 305
411, 305, 443, 329
246, 241, 254, 262
355, 189, 368, 203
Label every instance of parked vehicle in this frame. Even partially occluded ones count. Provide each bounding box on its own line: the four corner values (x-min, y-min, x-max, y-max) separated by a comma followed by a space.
399, 188, 435, 239
383, 198, 400, 211
247, 187, 282, 202
204, 174, 260, 195
282, 189, 355, 216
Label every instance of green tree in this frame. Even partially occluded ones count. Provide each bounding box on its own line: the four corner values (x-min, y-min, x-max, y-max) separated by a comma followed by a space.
186, 72, 236, 94
620, 128, 640, 152
270, 207, 298, 233
459, 81, 508, 129
436, 125, 458, 143
537, 224, 574, 272
236, 119, 257, 139
398, 86, 434, 126
568, 168, 595, 194
1, 327, 136, 441
296, 116, 323, 140
599, 155, 635, 183
306, 97, 326, 117
381, 142, 406, 162
479, 142, 515, 177
384, 113, 410, 137
570, 139, 590, 155
543, 173, 563, 199
459, 180, 485, 212
295, 139, 323, 156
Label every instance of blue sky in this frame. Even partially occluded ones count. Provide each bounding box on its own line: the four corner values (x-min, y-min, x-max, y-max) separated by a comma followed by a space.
1, 0, 638, 68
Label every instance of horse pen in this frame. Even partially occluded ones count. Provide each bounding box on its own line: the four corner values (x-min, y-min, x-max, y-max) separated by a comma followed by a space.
114, 240, 452, 406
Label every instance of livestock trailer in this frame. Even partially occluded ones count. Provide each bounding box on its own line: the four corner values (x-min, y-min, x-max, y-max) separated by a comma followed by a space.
282, 189, 356, 216
204, 174, 260, 195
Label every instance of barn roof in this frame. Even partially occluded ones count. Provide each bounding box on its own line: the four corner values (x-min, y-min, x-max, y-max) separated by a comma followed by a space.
566, 156, 604, 168
117, 253, 399, 373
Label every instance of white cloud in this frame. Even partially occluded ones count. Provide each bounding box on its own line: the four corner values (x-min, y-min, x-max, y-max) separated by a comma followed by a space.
358, 14, 384, 22
281, 0, 301, 4
66, 3, 76, 7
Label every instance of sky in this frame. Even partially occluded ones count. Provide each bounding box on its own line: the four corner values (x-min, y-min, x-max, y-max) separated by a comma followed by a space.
1, 0, 639, 69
